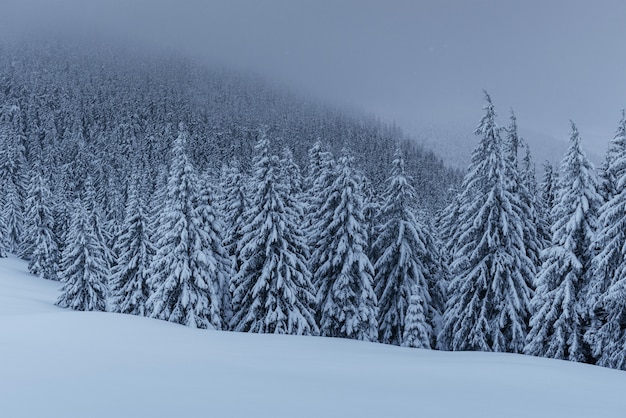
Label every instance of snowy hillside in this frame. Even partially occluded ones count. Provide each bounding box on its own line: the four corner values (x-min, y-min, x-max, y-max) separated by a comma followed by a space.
1, 256, 625, 418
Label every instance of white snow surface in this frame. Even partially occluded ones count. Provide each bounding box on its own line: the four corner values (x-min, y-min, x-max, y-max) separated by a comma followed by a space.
1, 255, 626, 418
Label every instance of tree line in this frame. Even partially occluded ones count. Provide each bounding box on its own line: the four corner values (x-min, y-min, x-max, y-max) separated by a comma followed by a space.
2, 43, 626, 372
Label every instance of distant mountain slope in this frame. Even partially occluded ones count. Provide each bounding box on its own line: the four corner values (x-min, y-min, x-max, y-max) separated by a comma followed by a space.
1, 255, 625, 418
0, 40, 461, 212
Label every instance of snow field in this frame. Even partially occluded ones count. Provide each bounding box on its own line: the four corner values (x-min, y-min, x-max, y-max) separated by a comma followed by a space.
1, 255, 626, 418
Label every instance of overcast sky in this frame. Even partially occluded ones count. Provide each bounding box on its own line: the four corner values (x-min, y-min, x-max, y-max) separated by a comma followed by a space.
3, 0, 626, 153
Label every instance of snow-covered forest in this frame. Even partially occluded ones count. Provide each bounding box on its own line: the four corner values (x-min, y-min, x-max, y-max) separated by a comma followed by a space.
2, 43, 626, 372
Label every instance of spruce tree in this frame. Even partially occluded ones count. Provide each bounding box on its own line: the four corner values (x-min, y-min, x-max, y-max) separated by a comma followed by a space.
146, 127, 223, 329
525, 122, 601, 362
597, 110, 626, 201
56, 198, 109, 311
584, 113, 626, 368
402, 284, 431, 348
439, 92, 532, 353
25, 168, 60, 280
83, 175, 115, 271
523, 148, 551, 250
373, 149, 434, 346
539, 161, 559, 225
221, 159, 250, 289
315, 151, 378, 341
0, 106, 28, 254
196, 173, 232, 327
230, 133, 318, 335
110, 175, 155, 316
305, 140, 336, 289
280, 147, 304, 197
505, 111, 541, 276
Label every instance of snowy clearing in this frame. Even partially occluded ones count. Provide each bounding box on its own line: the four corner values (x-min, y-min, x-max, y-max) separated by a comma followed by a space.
1, 255, 625, 418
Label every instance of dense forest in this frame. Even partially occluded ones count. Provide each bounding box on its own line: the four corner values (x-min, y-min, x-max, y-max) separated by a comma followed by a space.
2, 42, 626, 372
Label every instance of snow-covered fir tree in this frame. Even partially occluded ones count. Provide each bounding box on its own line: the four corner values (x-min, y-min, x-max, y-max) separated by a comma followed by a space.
0, 108, 28, 255
523, 147, 551, 250
306, 141, 337, 289
230, 133, 318, 335
83, 175, 115, 271
505, 112, 542, 272
584, 113, 626, 368
525, 121, 601, 362
539, 161, 559, 223
597, 110, 626, 202
221, 160, 249, 290
56, 198, 109, 311
402, 284, 431, 349
315, 151, 378, 341
1, 178, 24, 254
436, 189, 461, 260
280, 147, 304, 197
110, 175, 155, 315
373, 149, 434, 346
195, 173, 232, 327
439, 92, 532, 353
24, 168, 59, 281
146, 127, 223, 329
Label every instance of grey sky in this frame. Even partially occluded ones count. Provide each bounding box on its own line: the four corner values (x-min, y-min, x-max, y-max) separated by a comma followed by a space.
3, 0, 626, 153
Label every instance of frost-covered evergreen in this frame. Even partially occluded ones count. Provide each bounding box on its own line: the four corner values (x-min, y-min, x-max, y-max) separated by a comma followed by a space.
110, 176, 155, 315
402, 284, 431, 349
597, 110, 626, 202
505, 113, 542, 271
584, 113, 626, 368
439, 93, 532, 353
0, 106, 28, 254
25, 169, 59, 281
146, 127, 223, 329
523, 148, 551, 250
540, 161, 559, 225
221, 160, 249, 288
280, 147, 304, 197
196, 173, 232, 327
306, 141, 337, 288
315, 151, 378, 341
56, 198, 109, 311
373, 149, 434, 346
83, 175, 115, 271
525, 122, 601, 362
230, 134, 318, 335
436, 190, 461, 259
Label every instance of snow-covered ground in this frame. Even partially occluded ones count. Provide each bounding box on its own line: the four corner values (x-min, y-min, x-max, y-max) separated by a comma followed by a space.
1, 255, 625, 418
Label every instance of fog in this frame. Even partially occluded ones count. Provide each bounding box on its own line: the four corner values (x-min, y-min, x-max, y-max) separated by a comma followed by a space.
2, 0, 626, 153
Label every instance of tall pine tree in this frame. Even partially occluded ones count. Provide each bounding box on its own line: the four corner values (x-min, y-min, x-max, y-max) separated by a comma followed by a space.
0, 105, 28, 254
221, 159, 250, 296
584, 113, 626, 368
439, 93, 532, 353
110, 175, 155, 316
56, 198, 109, 311
525, 121, 601, 362
146, 127, 223, 329
230, 133, 318, 335
373, 149, 435, 346
315, 151, 378, 341
196, 172, 232, 327
25, 168, 60, 281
